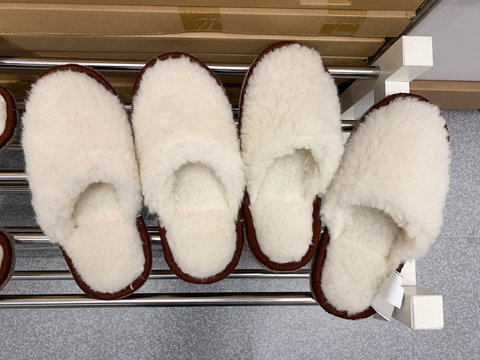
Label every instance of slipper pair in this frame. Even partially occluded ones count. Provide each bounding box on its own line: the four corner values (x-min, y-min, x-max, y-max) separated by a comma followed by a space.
23, 55, 244, 299
239, 43, 450, 319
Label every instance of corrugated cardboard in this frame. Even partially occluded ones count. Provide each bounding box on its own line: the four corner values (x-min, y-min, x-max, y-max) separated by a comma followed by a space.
0, 0, 425, 11
411, 80, 480, 109
0, 32, 385, 58
0, 4, 414, 37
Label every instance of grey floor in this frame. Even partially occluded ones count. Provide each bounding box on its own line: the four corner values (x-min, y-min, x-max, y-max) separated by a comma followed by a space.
0, 109, 478, 360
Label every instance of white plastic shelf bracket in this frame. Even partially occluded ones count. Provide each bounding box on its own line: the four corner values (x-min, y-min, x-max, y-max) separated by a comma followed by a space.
341, 36, 433, 120
392, 260, 444, 330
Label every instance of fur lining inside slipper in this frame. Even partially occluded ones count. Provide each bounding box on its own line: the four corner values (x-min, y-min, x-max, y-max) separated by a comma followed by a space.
132, 54, 244, 281
23, 66, 149, 296
318, 95, 450, 315
241, 43, 343, 265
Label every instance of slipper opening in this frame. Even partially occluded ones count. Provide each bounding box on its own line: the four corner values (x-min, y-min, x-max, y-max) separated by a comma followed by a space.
250, 149, 319, 264
165, 162, 237, 279
321, 205, 406, 315
64, 182, 145, 294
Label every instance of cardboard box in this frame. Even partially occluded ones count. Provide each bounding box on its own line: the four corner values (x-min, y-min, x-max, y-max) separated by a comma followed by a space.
411, 80, 480, 109
0, 4, 414, 37
0, 0, 425, 11
0, 32, 385, 59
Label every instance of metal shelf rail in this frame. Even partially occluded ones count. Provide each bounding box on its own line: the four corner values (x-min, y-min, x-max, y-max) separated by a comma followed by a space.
0, 36, 444, 330
0, 58, 380, 79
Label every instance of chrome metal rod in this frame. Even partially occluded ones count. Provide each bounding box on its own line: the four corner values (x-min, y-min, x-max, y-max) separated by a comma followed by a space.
0, 292, 316, 308
327, 67, 380, 79
0, 185, 29, 192
0, 58, 380, 79
0, 58, 147, 72
12, 269, 309, 281
0, 172, 30, 192
0, 172, 26, 182
8, 226, 162, 244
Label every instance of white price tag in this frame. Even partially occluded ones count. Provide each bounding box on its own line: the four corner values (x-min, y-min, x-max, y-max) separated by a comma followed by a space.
371, 270, 404, 321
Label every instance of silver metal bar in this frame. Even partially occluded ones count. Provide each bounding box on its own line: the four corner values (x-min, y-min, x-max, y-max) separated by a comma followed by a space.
0, 172, 26, 182
0, 59, 149, 72
0, 172, 29, 191
0, 184, 29, 192
0, 292, 316, 308
8, 226, 162, 244
327, 67, 380, 79
12, 269, 309, 281
0, 172, 29, 192
0, 58, 380, 79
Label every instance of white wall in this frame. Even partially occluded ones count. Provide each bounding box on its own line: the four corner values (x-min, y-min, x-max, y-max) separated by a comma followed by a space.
408, 0, 480, 81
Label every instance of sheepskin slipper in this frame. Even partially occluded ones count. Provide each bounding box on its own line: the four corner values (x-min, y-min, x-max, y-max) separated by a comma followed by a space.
240, 42, 343, 271
22, 65, 152, 300
0, 86, 17, 150
132, 53, 245, 284
311, 93, 450, 320
0, 228, 15, 291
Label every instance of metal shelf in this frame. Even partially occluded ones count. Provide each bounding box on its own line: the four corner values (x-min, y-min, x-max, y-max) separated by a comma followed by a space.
0, 292, 316, 309
0, 38, 444, 330
0, 58, 380, 79
11, 269, 310, 281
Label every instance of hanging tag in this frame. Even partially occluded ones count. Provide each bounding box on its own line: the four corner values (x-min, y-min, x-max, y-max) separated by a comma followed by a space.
371, 270, 404, 321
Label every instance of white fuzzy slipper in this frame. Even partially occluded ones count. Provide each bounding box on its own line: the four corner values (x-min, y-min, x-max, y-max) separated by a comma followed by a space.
311, 93, 450, 319
0, 228, 15, 291
240, 42, 344, 271
0, 86, 17, 150
22, 65, 152, 300
132, 53, 245, 284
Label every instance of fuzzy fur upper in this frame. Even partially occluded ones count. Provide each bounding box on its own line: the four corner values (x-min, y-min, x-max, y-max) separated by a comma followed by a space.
240, 43, 343, 263
0, 95, 6, 134
22, 70, 144, 293
23, 70, 142, 243
132, 56, 245, 224
241, 43, 343, 204
132, 55, 244, 278
320, 97, 450, 313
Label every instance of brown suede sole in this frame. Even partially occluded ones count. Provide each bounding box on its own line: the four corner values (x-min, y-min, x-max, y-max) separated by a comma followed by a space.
29, 64, 152, 300
239, 42, 327, 271
0, 86, 17, 150
310, 92, 448, 320
133, 52, 244, 284
0, 227, 15, 291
